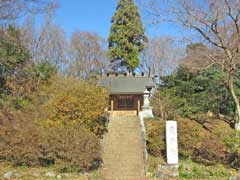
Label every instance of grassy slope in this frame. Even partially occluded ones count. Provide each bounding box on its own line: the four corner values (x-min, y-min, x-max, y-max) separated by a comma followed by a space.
146, 156, 238, 179
0, 155, 238, 180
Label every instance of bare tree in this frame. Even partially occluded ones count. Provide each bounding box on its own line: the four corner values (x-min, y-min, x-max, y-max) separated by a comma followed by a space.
21, 15, 68, 71
151, 90, 178, 120
140, 36, 183, 76
67, 31, 108, 79
0, 0, 57, 22
143, 0, 240, 130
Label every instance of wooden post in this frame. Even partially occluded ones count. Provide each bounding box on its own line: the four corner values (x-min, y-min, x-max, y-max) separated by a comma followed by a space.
137, 100, 140, 115
111, 100, 114, 112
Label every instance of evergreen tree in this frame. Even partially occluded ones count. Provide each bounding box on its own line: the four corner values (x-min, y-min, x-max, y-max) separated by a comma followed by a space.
0, 25, 31, 91
154, 66, 238, 119
108, 0, 147, 72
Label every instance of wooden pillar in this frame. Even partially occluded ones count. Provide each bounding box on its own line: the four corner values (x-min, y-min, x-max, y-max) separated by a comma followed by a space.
111, 100, 114, 112
137, 100, 140, 115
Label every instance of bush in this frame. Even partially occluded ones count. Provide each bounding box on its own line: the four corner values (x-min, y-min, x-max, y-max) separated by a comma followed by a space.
0, 111, 101, 172
40, 125, 101, 171
145, 117, 233, 166
0, 75, 108, 172
145, 117, 206, 158
35, 76, 109, 137
177, 117, 207, 158
191, 119, 233, 165
193, 137, 228, 165
225, 131, 240, 169
145, 119, 165, 157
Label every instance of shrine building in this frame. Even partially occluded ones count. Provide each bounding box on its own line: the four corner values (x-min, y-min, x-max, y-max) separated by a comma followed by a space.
98, 73, 156, 115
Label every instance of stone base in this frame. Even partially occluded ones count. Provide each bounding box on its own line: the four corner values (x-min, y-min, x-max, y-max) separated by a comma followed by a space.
229, 174, 240, 180
155, 164, 179, 179
139, 106, 154, 118
235, 123, 240, 130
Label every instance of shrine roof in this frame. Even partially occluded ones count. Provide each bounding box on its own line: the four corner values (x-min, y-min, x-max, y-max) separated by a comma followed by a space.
98, 74, 156, 94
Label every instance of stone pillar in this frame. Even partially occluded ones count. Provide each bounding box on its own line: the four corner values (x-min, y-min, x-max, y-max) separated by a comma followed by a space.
235, 122, 240, 130
166, 121, 178, 165
155, 121, 179, 179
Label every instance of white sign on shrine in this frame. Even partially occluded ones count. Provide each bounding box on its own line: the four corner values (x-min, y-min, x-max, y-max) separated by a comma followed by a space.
166, 121, 179, 165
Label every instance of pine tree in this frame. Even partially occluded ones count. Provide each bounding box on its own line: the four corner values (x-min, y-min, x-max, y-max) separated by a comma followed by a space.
108, 0, 148, 72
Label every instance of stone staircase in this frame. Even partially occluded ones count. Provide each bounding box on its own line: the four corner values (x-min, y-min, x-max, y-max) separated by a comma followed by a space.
102, 115, 146, 180
111, 110, 137, 117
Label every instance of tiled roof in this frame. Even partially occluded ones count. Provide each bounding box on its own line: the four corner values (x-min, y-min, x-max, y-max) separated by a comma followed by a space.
98, 75, 156, 94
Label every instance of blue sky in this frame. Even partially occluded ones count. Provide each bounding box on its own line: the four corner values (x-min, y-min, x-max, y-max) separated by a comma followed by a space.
54, 0, 118, 38
51, 0, 182, 39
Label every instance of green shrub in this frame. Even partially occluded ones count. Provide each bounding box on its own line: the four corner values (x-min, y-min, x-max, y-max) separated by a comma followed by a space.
0, 111, 101, 172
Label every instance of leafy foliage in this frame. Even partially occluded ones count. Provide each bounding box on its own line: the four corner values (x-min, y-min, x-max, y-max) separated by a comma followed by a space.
0, 25, 108, 171
34, 61, 57, 81
0, 25, 31, 92
0, 26, 56, 111
108, 0, 147, 71
153, 66, 237, 119
36, 77, 109, 137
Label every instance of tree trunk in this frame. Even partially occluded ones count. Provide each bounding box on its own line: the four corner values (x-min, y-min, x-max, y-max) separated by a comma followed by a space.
228, 76, 240, 130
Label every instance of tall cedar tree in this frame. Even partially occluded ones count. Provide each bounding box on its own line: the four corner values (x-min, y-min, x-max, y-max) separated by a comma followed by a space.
108, 0, 147, 72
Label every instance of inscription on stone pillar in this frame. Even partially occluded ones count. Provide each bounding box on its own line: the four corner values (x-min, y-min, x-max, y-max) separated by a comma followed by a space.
166, 121, 178, 165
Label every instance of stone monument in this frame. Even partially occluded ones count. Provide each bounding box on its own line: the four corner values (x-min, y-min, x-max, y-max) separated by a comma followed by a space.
155, 121, 179, 179
166, 121, 178, 165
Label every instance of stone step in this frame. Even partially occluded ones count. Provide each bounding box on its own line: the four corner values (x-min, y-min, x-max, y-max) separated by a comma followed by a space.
102, 115, 145, 179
